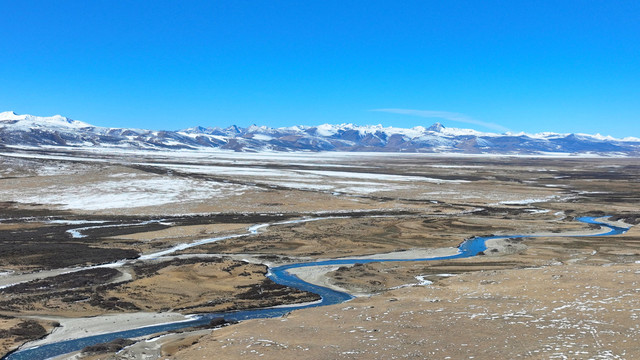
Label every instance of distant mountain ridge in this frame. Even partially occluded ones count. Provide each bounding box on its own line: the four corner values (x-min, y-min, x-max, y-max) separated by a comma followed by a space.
1, 111, 639, 155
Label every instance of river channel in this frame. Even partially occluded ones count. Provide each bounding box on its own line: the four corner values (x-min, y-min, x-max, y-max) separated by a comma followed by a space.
4, 216, 629, 360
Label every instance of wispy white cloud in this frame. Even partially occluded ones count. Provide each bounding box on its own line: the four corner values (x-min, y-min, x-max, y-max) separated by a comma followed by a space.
372, 108, 510, 133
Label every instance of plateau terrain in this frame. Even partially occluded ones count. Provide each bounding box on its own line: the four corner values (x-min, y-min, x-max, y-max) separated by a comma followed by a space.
5, 0, 639, 358
0, 140, 638, 360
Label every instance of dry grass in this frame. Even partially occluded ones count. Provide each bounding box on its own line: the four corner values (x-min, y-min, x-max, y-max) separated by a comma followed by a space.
1, 150, 639, 358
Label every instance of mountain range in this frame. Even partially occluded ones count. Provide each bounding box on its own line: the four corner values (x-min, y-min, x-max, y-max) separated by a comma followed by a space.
1, 111, 639, 155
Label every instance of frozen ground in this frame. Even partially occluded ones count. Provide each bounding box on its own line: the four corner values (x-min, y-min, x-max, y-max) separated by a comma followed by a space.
0, 173, 251, 211
0, 148, 568, 213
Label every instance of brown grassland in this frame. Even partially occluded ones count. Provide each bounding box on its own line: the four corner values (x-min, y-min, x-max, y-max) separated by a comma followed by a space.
0, 147, 638, 359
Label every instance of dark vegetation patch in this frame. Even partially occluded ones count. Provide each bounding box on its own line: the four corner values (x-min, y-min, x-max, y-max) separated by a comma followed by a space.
78, 222, 170, 238
0, 289, 89, 312
0, 277, 136, 313
255, 254, 293, 262
0, 212, 142, 269
611, 214, 640, 225
188, 317, 237, 330
132, 257, 225, 278
0, 209, 303, 270
0, 201, 71, 219
81, 338, 136, 355
1, 268, 120, 294
471, 206, 555, 217
176, 278, 320, 313
87, 294, 140, 311
574, 192, 640, 204
235, 278, 319, 303
0, 242, 139, 270
222, 262, 245, 274
0, 320, 47, 341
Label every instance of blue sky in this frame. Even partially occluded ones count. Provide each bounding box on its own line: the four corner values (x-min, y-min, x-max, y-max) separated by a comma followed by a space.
1, 1, 639, 136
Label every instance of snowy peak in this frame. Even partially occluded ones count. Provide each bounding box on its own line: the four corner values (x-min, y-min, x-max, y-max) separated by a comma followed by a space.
427, 122, 445, 132
306, 123, 454, 138
0, 111, 19, 120
1, 111, 639, 155
0, 111, 91, 129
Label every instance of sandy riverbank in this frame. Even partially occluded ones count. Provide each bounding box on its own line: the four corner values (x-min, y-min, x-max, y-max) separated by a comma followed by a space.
23, 312, 195, 348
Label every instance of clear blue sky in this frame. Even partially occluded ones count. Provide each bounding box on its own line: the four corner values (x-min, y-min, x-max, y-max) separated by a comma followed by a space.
2, 1, 639, 136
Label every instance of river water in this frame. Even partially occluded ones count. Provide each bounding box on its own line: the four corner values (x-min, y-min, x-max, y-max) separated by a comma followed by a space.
4, 217, 628, 360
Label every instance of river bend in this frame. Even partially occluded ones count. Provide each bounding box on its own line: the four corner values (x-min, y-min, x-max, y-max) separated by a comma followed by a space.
4, 216, 629, 360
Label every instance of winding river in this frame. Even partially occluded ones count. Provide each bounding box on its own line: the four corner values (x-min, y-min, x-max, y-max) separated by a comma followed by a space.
4, 216, 629, 360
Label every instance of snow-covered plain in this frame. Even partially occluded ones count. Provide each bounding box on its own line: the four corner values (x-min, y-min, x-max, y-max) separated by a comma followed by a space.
0, 174, 251, 211
0, 147, 567, 212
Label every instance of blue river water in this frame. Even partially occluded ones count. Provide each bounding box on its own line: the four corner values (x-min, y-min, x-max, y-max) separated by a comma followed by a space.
4, 216, 628, 360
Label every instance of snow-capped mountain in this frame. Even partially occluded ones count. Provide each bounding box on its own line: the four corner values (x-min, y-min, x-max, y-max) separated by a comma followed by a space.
1, 111, 639, 155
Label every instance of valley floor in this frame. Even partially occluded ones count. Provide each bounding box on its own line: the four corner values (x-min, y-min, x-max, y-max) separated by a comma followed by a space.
0, 147, 638, 359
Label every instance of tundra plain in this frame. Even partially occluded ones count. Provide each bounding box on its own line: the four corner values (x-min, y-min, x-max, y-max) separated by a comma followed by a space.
0, 146, 638, 359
